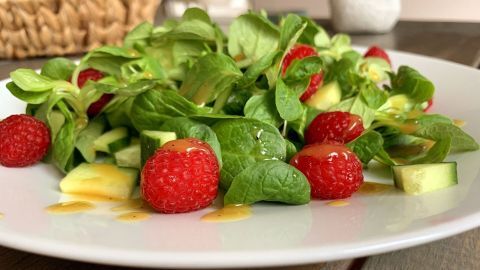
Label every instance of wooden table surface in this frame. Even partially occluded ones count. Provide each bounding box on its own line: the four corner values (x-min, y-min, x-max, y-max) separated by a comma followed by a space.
1, 21, 480, 270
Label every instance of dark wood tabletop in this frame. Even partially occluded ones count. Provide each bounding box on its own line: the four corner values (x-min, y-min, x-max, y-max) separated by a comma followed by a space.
1, 21, 480, 270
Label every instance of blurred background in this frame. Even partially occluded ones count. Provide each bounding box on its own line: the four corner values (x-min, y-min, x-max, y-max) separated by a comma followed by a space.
1, 0, 479, 63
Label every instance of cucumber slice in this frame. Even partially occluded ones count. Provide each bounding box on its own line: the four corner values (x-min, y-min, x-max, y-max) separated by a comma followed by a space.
392, 162, 458, 195
114, 142, 141, 169
140, 131, 177, 167
59, 163, 138, 200
305, 81, 341, 110
94, 127, 130, 153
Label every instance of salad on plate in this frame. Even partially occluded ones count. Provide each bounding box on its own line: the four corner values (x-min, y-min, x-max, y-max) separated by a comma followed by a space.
0, 8, 478, 217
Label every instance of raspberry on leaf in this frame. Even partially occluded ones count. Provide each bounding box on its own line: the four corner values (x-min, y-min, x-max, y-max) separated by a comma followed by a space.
141, 138, 220, 214
282, 44, 324, 102
305, 111, 364, 144
364, 45, 391, 65
290, 143, 364, 200
72, 68, 113, 117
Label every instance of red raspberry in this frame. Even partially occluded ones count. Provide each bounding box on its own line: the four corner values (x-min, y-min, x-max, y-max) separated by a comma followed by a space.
290, 143, 364, 199
141, 138, 220, 214
364, 45, 391, 65
423, 98, 433, 112
73, 68, 113, 117
0, 114, 50, 167
282, 44, 323, 102
305, 111, 364, 144
77, 68, 105, 88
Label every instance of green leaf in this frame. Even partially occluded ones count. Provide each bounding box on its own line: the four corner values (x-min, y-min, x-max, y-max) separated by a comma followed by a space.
297, 17, 330, 47
130, 88, 205, 131
347, 131, 384, 165
288, 105, 321, 140
182, 7, 212, 23
323, 58, 359, 98
330, 96, 376, 129
374, 148, 397, 166
92, 80, 156, 96
410, 138, 452, 164
223, 88, 253, 115
228, 13, 280, 63
212, 118, 286, 189
6, 82, 50, 104
224, 160, 310, 205
415, 114, 453, 126
105, 97, 135, 128
284, 56, 323, 80
91, 46, 140, 58
121, 57, 167, 82
40, 57, 76, 80
360, 83, 389, 109
391, 66, 435, 102
329, 84, 383, 128
238, 51, 281, 88
244, 91, 283, 127
165, 20, 216, 41
10, 69, 55, 92
275, 79, 303, 121
52, 101, 76, 173
179, 53, 242, 106
285, 139, 298, 161
75, 116, 106, 162
123, 22, 153, 50
279, 14, 306, 50
414, 123, 479, 152
188, 114, 242, 126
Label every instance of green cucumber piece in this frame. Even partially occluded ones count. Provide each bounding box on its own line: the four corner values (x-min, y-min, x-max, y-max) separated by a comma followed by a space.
59, 163, 138, 200
94, 127, 130, 153
304, 81, 341, 110
392, 162, 458, 195
140, 131, 177, 167
114, 142, 141, 169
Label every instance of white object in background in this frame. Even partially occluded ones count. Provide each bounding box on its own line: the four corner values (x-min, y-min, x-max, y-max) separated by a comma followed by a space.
330, 0, 401, 33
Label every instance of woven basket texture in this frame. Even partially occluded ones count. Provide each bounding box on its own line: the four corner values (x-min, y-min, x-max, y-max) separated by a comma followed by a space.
0, 0, 160, 59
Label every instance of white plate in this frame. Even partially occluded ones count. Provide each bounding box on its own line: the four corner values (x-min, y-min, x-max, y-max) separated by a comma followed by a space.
0, 49, 479, 269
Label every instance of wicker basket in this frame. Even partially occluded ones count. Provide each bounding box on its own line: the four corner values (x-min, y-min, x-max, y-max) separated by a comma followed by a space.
0, 0, 161, 59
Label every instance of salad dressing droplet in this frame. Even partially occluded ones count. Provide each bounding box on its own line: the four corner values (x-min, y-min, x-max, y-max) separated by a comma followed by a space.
327, 200, 350, 207
201, 204, 251, 223
398, 121, 420, 134
45, 201, 95, 214
358, 182, 393, 194
111, 199, 145, 212
116, 212, 151, 222
453, 119, 466, 127
67, 193, 120, 202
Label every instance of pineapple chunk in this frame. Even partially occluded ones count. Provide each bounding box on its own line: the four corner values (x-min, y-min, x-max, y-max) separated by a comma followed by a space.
59, 163, 138, 200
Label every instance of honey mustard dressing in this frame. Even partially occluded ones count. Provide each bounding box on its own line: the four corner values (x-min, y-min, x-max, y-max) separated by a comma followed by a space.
116, 212, 151, 222
111, 198, 145, 212
201, 204, 252, 223
358, 182, 393, 195
326, 200, 350, 207
45, 201, 95, 214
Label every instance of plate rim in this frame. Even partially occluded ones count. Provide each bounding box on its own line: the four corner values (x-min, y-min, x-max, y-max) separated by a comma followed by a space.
1, 47, 480, 268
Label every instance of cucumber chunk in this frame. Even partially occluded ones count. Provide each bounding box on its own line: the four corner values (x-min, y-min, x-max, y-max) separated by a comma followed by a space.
305, 81, 341, 110
94, 127, 130, 153
59, 163, 138, 200
114, 142, 141, 169
140, 131, 177, 167
392, 162, 458, 195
